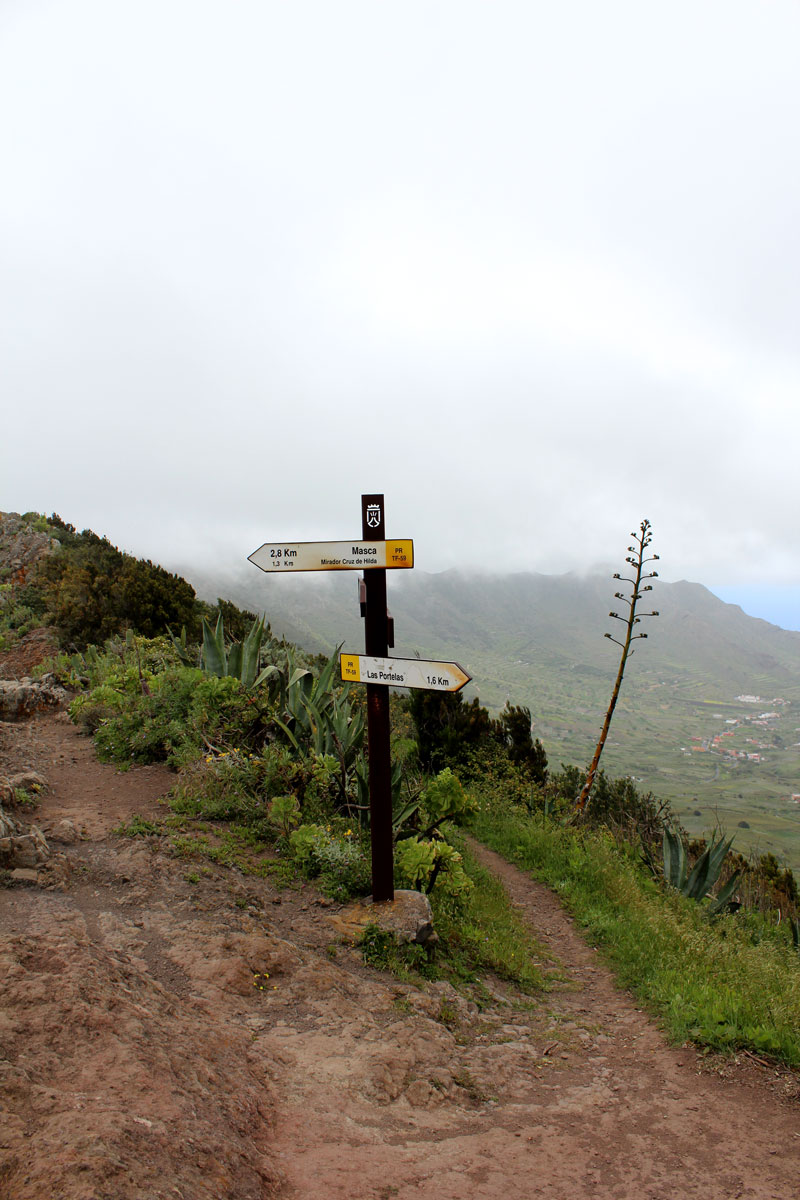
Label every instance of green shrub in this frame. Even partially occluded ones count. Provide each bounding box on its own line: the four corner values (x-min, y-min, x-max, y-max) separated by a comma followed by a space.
395, 834, 474, 897
454, 742, 543, 809
0, 580, 49, 646
392, 766, 477, 843
394, 836, 437, 889
36, 518, 198, 648
420, 768, 476, 827
90, 668, 205, 764
256, 744, 311, 803
288, 822, 371, 901
288, 823, 328, 870
83, 667, 273, 768
62, 634, 183, 700
491, 702, 548, 784
267, 794, 301, 839
407, 689, 495, 773
169, 743, 309, 824
317, 837, 371, 902
169, 755, 264, 822
359, 923, 432, 977
70, 682, 130, 734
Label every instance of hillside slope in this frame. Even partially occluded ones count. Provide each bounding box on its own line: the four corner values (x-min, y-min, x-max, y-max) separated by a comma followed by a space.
3, 508, 798, 863
187, 563, 800, 863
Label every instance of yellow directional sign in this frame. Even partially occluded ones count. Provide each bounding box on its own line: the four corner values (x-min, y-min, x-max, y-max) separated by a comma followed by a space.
340, 653, 471, 693
248, 540, 413, 573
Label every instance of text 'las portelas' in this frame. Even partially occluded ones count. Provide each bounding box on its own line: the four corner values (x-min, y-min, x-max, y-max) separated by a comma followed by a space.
247, 540, 414, 573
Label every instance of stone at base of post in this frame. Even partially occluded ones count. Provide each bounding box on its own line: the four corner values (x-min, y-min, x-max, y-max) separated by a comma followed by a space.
328, 889, 437, 947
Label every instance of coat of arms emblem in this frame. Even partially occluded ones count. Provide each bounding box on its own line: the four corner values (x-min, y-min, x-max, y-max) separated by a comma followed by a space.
366, 504, 381, 529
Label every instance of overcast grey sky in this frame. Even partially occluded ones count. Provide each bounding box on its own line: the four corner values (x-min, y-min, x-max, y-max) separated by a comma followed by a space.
2, 2, 799, 625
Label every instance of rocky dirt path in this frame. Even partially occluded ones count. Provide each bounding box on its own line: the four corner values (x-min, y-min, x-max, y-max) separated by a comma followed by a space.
1, 712, 799, 1200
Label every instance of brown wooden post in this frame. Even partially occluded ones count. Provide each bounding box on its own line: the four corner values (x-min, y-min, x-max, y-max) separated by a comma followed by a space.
361, 493, 394, 902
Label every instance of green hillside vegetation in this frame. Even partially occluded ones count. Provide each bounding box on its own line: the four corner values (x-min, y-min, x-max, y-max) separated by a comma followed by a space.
3, 511, 800, 1065
202, 566, 800, 868
1, 513, 198, 650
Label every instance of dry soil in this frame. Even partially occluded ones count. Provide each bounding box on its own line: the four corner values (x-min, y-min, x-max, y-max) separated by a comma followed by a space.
1, 710, 799, 1200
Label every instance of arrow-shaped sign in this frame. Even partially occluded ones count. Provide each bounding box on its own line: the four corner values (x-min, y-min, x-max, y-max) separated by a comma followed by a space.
340, 653, 471, 693
248, 540, 413, 573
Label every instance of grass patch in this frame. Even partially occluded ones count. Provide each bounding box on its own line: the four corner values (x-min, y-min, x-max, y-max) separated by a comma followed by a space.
432, 836, 550, 992
360, 924, 436, 981
470, 805, 800, 1065
359, 837, 550, 996
13, 788, 39, 809
166, 825, 297, 884
113, 814, 163, 838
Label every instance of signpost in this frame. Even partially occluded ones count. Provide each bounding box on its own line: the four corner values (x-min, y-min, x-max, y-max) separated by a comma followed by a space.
248, 540, 413, 573
340, 653, 471, 693
359, 495, 394, 902
249, 493, 471, 905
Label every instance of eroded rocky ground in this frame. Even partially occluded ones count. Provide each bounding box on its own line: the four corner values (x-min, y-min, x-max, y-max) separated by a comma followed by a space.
1, 708, 799, 1200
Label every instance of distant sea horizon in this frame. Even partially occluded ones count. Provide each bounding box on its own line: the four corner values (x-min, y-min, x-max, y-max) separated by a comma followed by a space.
709, 586, 800, 633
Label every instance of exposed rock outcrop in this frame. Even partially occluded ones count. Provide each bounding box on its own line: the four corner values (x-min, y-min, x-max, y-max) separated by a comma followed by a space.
0, 674, 70, 721
0, 511, 58, 586
0, 805, 50, 869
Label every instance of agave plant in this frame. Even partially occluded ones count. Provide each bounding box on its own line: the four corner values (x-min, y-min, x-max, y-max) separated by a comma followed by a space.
269, 647, 366, 810
199, 613, 280, 690
662, 825, 740, 915
168, 614, 278, 689
271, 648, 345, 749
354, 755, 404, 830
166, 624, 197, 668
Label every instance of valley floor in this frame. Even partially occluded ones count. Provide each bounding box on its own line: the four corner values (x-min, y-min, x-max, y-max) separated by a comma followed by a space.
1, 711, 798, 1199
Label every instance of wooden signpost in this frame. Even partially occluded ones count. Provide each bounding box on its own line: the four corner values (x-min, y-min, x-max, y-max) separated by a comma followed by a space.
249, 494, 470, 903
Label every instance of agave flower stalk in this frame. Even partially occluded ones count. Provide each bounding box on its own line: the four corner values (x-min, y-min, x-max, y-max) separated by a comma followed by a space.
576, 519, 659, 812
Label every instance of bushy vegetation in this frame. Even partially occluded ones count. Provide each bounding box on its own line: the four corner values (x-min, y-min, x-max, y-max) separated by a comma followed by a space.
36, 515, 198, 648
408, 690, 547, 785
0, 580, 48, 649
62, 628, 479, 906
360, 836, 549, 992
1, 512, 279, 656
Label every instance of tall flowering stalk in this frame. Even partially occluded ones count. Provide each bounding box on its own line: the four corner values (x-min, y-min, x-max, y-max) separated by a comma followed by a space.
576, 520, 659, 813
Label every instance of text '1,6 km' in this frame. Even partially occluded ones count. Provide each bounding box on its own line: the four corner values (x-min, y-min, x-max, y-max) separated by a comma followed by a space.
340, 653, 472, 693
247, 540, 413, 573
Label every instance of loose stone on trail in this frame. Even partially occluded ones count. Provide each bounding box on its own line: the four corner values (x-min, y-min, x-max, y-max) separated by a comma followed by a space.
329, 888, 437, 946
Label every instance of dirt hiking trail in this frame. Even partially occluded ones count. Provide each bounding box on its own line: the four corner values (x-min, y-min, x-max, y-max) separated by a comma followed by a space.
1, 710, 799, 1200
